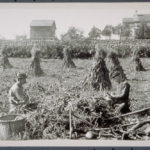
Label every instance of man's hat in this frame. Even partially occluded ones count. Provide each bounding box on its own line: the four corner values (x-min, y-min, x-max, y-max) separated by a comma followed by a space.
16, 72, 27, 79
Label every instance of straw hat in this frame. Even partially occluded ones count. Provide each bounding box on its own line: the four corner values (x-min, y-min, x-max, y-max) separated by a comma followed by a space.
16, 72, 27, 79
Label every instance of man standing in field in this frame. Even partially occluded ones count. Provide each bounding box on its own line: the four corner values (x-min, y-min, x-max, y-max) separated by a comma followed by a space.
8, 72, 30, 113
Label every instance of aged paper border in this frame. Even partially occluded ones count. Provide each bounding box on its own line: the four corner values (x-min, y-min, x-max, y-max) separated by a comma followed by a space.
0, 2, 150, 146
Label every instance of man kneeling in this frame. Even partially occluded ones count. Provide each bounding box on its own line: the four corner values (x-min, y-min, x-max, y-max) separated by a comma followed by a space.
105, 81, 131, 114
8, 72, 29, 113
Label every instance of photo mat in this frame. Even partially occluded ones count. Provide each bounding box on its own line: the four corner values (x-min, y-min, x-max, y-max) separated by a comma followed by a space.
0, 2, 150, 146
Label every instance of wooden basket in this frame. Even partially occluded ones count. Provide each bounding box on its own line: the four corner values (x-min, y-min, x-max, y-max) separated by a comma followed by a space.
0, 114, 25, 140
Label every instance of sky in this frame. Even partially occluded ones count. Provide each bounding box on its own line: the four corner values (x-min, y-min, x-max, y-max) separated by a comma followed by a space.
1, 3, 150, 39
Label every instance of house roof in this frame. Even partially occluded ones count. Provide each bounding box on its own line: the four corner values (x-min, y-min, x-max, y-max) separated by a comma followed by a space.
30, 20, 56, 27
123, 14, 150, 24
137, 14, 150, 22
123, 18, 134, 23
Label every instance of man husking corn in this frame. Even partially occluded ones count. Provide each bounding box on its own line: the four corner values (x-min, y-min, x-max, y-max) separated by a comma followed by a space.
8, 72, 30, 113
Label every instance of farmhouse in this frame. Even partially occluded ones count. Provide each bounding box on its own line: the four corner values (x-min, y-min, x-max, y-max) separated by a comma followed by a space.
30, 20, 56, 40
122, 11, 150, 37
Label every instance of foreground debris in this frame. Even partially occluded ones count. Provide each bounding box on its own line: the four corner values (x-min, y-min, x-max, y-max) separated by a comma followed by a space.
22, 88, 150, 140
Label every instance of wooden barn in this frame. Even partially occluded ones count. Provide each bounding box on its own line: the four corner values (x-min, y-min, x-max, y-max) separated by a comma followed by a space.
30, 20, 56, 40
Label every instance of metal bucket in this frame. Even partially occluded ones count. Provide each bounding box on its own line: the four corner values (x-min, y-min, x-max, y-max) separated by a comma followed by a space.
0, 114, 25, 140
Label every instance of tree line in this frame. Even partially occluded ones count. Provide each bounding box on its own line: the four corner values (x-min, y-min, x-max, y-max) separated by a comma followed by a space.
61, 21, 150, 41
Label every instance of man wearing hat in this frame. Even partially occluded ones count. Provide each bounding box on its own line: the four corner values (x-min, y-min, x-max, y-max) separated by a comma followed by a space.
8, 72, 29, 113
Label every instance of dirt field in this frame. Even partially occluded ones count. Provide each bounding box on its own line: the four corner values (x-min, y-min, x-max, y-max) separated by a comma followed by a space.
0, 57, 150, 114
0, 57, 150, 140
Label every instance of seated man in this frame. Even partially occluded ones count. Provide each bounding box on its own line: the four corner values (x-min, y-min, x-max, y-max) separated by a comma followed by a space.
8, 72, 30, 113
105, 81, 131, 114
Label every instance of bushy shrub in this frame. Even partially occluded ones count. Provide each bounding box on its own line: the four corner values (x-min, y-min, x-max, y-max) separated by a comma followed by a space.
114, 44, 131, 58
3, 44, 32, 58
40, 41, 63, 59
61, 38, 94, 59
2, 39, 150, 59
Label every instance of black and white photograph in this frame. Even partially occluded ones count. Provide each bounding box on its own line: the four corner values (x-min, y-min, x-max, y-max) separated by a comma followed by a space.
1, 3, 150, 143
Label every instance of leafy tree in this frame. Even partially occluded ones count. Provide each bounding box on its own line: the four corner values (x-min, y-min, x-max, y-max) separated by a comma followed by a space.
113, 24, 132, 40
135, 22, 150, 39
113, 24, 122, 40
102, 25, 113, 39
121, 24, 132, 39
88, 26, 101, 40
61, 26, 84, 41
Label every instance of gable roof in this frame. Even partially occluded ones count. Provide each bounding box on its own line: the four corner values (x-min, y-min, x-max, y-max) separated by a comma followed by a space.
30, 20, 56, 27
123, 18, 134, 23
137, 14, 150, 22
123, 14, 150, 24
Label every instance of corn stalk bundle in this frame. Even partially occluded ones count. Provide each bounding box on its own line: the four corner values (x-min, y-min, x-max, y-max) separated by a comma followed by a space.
132, 46, 146, 72
108, 52, 126, 83
0, 46, 13, 70
131, 45, 146, 72
83, 58, 111, 91
132, 55, 145, 71
29, 45, 44, 76
63, 47, 76, 68
95, 44, 107, 60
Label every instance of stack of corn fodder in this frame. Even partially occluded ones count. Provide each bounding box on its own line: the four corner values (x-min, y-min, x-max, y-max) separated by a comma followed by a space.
0, 45, 13, 70
24, 90, 122, 140
29, 44, 44, 76
83, 45, 111, 91
63, 47, 76, 68
132, 56, 146, 71
24, 95, 150, 140
132, 46, 146, 72
108, 51, 126, 84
